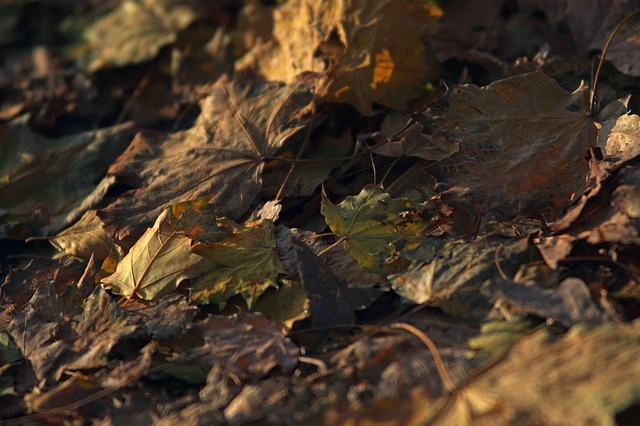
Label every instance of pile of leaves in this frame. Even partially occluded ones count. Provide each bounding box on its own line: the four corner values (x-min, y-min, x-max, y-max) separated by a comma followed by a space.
1, 0, 640, 424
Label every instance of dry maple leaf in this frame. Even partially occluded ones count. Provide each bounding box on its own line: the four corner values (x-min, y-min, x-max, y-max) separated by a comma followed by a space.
98, 79, 312, 239
101, 206, 211, 302
424, 71, 596, 221
240, 0, 442, 115
188, 217, 286, 309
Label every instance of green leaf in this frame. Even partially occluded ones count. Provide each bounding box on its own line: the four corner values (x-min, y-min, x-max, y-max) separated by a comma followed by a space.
321, 185, 434, 274
189, 218, 286, 309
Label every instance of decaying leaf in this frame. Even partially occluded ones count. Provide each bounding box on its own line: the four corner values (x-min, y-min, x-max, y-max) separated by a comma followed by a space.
189, 218, 286, 309
47, 210, 122, 261
241, 0, 442, 114
0, 117, 135, 237
424, 71, 596, 221
389, 237, 533, 320
412, 320, 640, 425
101, 206, 211, 302
99, 79, 312, 239
190, 311, 299, 378
481, 277, 608, 327
82, 0, 197, 72
370, 112, 458, 162
321, 185, 435, 274
7, 284, 136, 381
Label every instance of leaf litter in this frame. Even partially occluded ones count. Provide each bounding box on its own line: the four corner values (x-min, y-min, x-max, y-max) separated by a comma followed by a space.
1, 1, 640, 424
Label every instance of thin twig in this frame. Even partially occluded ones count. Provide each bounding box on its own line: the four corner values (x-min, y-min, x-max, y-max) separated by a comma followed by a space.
391, 322, 456, 393
590, 8, 640, 115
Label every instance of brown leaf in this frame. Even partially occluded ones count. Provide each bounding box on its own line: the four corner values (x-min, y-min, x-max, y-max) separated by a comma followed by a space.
607, 17, 640, 77
98, 79, 312, 239
481, 277, 608, 327
414, 320, 640, 425
0, 117, 135, 237
241, 0, 442, 115
101, 207, 211, 302
371, 112, 458, 161
188, 311, 299, 379
47, 210, 122, 261
424, 71, 595, 221
82, 0, 197, 72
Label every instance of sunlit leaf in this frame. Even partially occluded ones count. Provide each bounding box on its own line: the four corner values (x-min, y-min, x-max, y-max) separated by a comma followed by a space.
242, 0, 442, 114
99, 79, 312, 239
321, 185, 435, 274
189, 218, 286, 309
47, 210, 122, 261
101, 206, 210, 301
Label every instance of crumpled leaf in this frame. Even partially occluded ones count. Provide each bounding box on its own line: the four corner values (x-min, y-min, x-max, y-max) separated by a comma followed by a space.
0, 257, 86, 308
242, 0, 442, 115
7, 284, 136, 382
321, 185, 435, 274
603, 10, 640, 77
98, 79, 312, 239
101, 206, 211, 302
189, 218, 286, 309
389, 237, 533, 320
82, 0, 196, 72
569, 165, 640, 244
596, 109, 640, 165
481, 277, 608, 327
189, 311, 299, 378
46, 210, 122, 261
411, 320, 640, 425
0, 117, 135, 237
370, 112, 458, 161
424, 71, 596, 221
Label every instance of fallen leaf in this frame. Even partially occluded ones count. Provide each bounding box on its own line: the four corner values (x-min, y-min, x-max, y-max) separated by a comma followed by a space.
481, 277, 608, 327
596, 110, 640, 165
189, 218, 286, 309
370, 112, 458, 161
389, 237, 533, 320
0, 257, 86, 308
321, 185, 434, 274
190, 311, 299, 378
292, 239, 356, 328
98, 79, 312, 239
47, 210, 122, 261
82, 0, 197, 72
0, 117, 135, 237
243, 0, 442, 114
101, 206, 211, 302
413, 320, 640, 425
424, 71, 595, 221
607, 17, 640, 77
427, 0, 504, 62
